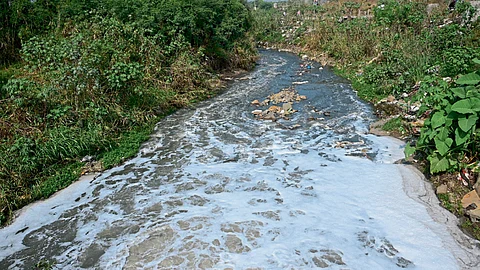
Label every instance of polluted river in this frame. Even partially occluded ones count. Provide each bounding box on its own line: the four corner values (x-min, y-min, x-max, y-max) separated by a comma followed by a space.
1, 50, 480, 269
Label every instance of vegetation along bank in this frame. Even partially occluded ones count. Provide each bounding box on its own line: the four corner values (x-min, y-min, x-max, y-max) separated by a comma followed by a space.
0, 0, 257, 226
1, 0, 480, 242
252, 0, 480, 238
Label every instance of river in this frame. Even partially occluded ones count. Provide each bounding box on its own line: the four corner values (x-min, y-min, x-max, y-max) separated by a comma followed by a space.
1, 50, 479, 269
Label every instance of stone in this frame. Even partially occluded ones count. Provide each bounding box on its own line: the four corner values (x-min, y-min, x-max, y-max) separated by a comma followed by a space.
268, 105, 281, 113
461, 190, 480, 209
251, 100, 261, 106
252, 110, 263, 115
282, 102, 292, 112
436, 184, 448, 195
467, 208, 480, 223
262, 110, 276, 121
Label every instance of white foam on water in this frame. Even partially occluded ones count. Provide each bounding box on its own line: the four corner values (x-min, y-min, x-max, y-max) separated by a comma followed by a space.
1, 51, 479, 269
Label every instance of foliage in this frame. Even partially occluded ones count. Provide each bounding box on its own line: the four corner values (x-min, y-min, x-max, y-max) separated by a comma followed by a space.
374, 0, 426, 31
406, 60, 480, 174
0, 0, 256, 226
440, 46, 480, 77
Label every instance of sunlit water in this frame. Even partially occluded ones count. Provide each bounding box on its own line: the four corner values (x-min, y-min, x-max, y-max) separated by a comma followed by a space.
1, 51, 480, 269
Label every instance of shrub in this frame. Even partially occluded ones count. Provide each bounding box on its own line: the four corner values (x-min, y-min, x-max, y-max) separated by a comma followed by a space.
406, 60, 480, 173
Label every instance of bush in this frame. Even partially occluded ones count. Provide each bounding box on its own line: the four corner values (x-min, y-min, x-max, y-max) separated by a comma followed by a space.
406, 60, 480, 174
0, 0, 256, 225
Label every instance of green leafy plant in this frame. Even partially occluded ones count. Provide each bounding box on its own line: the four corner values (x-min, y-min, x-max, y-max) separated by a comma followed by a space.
406, 59, 480, 173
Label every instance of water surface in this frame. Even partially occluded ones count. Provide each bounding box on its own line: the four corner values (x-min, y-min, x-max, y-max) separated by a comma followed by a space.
1, 50, 479, 269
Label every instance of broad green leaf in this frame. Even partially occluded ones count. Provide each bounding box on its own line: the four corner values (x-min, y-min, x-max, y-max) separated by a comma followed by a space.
451, 99, 474, 114
470, 97, 480, 111
445, 103, 452, 114
473, 58, 480, 65
451, 87, 466, 98
445, 117, 453, 127
404, 143, 416, 158
436, 127, 450, 141
445, 137, 453, 147
456, 72, 480, 85
466, 88, 480, 98
431, 111, 445, 129
429, 155, 450, 174
434, 138, 449, 156
428, 128, 437, 140
455, 127, 469, 146
458, 114, 478, 132
447, 111, 463, 120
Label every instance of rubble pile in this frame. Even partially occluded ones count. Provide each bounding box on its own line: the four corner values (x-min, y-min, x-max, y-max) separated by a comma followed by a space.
251, 87, 306, 121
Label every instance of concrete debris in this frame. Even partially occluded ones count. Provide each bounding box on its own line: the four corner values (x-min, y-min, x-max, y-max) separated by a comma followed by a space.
250, 87, 307, 121
462, 190, 480, 222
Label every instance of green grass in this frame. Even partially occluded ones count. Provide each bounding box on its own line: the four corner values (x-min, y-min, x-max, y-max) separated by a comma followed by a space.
437, 193, 454, 212
461, 219, 480, 240
32, 162, 84, 200
100, 122, 158, 169
382, 117, 405, 133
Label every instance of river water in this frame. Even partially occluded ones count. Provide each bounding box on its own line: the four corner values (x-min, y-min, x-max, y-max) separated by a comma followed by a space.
1, 51, 480, 269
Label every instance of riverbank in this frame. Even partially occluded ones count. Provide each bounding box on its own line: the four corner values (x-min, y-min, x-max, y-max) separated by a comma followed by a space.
0, 0, 257, 226
252, 0, 480, 239
2, 49, 479, 269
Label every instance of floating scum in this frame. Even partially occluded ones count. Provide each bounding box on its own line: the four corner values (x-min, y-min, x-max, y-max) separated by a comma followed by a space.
0, 51, 479, 269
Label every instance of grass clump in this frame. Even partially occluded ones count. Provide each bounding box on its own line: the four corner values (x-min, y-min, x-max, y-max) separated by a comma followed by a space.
382, 117, 405, 133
